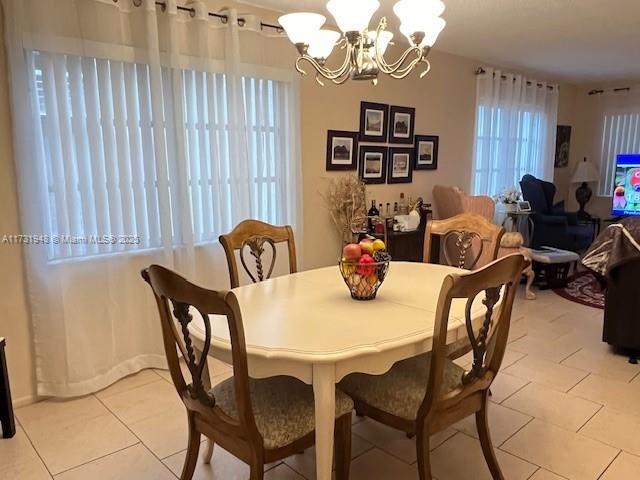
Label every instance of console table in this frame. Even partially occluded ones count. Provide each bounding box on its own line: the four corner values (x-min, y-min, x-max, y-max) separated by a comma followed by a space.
1, 337, 16, 438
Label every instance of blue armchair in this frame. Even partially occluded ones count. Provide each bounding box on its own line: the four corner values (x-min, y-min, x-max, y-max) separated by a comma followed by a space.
520, 174, 593, 251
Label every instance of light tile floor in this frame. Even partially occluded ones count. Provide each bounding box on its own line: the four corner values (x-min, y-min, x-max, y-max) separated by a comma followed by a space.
3, 288, 640, 480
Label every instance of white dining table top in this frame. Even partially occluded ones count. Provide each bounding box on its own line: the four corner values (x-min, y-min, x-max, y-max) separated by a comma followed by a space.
190, 261, 486, 363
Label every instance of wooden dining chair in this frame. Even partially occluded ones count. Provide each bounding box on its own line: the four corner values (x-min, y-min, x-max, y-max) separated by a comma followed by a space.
339, 254, 528, 480
219, 219, 297, 288
423, 213, 505, 270
141, 265, 353, 480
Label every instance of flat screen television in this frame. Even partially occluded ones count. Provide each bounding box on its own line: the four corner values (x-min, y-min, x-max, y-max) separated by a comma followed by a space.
612, 154, 640, 216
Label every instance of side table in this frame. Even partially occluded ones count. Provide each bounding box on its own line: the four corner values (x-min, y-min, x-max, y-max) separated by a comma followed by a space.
1, 337, 16, 438
578, 216, 601, 242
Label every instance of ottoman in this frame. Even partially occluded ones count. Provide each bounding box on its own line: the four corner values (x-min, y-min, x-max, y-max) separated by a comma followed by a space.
530, 247, 580, 289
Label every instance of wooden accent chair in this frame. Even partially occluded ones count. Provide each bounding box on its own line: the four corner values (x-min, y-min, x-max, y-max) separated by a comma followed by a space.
423, 213, 505, 270
340, 254, 529, 480
141, 265, 353, 480
219, 219, 297, 288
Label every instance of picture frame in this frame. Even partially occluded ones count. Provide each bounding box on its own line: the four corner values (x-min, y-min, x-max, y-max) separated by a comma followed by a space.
388, 147, 414, 184
359, 146, 388, 184
359, 102, 389, 142
388, 105, 416, 144
414, 135, 439, 170
326, 130, 358, 171
554, 125, 572, 168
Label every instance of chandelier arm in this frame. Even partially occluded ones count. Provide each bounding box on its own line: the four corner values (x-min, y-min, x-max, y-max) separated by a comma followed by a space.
376, 45, 423, 74
296, 43, 354, 81
388, 56, 425, 79
419, 59, 432, 78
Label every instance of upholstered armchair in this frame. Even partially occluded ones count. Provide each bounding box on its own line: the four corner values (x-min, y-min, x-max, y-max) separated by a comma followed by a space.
520, 175, 593, 251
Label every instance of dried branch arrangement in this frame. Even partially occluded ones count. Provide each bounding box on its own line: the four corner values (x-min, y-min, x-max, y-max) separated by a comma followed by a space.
321, 174, 367, 244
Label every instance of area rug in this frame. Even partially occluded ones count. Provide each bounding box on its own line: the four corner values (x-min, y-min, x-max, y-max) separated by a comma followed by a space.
553, 272, 604, 309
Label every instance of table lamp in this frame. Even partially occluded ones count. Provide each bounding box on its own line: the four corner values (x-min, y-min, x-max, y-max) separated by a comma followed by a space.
571, 157, 600, 220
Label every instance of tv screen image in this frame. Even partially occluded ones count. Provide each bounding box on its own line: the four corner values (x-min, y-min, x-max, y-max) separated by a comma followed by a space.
612, 154, 640, 217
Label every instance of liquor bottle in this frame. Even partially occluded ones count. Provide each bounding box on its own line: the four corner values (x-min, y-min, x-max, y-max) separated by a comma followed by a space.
399, 192, 407, 214
393, 202, 399, 215
367, 200, 379, 232
385, 203, 391, 217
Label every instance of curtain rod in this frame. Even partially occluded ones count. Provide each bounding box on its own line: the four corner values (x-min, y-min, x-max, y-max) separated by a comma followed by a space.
475, 67, 556, 91
124, 0, 284, 33
588, 87, 632, 96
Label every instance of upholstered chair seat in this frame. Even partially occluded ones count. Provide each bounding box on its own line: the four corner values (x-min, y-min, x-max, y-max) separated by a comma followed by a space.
213, 375, 354, 449
340, 353, 465, 421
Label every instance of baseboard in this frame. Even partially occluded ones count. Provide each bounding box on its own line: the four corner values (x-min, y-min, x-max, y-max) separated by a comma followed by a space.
13, 393, 41, 408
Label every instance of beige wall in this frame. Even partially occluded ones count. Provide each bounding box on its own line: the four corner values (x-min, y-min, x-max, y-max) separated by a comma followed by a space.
0, 0, 581, 404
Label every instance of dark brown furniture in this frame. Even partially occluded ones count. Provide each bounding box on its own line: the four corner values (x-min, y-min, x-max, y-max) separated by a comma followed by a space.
141, 265, 352, 480
339, 255, 527, 480
219, 219, 297, 288
0, 337, 16, 439
603, 258, 640, 352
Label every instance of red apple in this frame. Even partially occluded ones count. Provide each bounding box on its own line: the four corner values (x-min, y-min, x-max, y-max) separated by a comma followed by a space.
357, 254, 376, 276
359, 239, 374, 255
342, 243, 361, 261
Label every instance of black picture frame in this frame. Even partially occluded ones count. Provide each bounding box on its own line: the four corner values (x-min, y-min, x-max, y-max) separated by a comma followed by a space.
414, 135, 439, 170
388, 147, 414, 184
359, 102, 389, 142
359, 146, 388, 184
326, 130, 358, 171
388, 105, 416, 144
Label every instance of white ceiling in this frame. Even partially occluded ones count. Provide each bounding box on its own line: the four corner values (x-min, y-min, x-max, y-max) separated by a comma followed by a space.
240, 0, 640, 85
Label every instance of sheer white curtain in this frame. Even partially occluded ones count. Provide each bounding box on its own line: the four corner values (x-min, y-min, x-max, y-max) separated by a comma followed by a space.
2, 0, 301, 397
472, 67, 559, 196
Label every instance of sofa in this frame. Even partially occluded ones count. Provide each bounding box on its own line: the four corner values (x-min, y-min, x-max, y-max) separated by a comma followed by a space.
520, 174, 593, 251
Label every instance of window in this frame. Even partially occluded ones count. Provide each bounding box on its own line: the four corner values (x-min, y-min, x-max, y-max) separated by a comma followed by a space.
598, 111, 640, 196
473, 104, 547, 197
31, 51, 295, 259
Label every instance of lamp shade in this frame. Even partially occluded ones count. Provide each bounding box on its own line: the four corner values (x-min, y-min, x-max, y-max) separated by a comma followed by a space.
399, 15, 446, 47
308, 29, 341, 59
393, 0, 445, 21
327, 0, 380, 33
571, 159, 600, 183
368, 30, 394, 55
278, 13, 326, 45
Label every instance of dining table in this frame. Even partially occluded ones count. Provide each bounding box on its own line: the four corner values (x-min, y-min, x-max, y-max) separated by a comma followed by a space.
190, 261, 489, 480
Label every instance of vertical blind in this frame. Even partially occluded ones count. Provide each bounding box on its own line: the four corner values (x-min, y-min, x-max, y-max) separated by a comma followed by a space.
598, 111, 640, 195
32, 50, 291, 259
473, 105, 546, 196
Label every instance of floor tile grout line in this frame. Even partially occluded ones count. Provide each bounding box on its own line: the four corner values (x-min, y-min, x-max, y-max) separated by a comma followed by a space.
12, 420, 56, 479
496, 379, 531, 405
596, 449, 623, 480
93, 392, 180, 479
497, 415, 534, 449
627, 368, 640, 384
51, 441, 144, 478
576, 403, 604, 434
557, 346, 584, 364
565, 372, 594, 396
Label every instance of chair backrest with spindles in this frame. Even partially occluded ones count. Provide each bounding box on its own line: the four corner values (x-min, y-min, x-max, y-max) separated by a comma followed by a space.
141, 265, 262, 444
219, 219, 297, 288
423, 213, 505, 270
418, 254, 527, 421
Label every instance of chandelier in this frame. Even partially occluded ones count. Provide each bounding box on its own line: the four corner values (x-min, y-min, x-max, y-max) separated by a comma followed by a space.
278, 0, 446, 85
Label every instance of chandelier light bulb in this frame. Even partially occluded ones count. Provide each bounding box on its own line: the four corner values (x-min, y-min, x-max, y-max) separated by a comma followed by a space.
308, 29, 341, 59
327, 0, 381, 33
278, 13, 326, 45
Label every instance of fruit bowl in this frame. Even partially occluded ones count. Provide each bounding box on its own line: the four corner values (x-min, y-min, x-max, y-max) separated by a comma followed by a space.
339, 239, 391, 300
